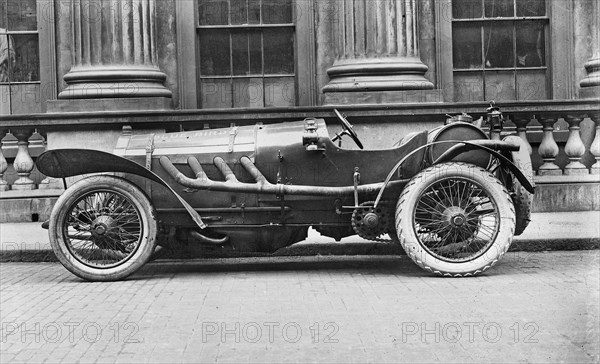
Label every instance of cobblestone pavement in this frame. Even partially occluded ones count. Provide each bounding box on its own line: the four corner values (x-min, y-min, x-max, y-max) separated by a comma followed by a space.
0, 251, 598, 363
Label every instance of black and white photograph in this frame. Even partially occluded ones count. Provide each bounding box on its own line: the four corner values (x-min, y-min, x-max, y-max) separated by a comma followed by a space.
1, 0, 599, 362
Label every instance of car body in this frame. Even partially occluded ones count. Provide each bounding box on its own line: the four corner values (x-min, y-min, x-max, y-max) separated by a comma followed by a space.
37, 105, 534, 281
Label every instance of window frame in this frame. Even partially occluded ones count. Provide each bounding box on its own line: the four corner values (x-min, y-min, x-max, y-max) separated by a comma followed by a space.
437, 0, 574, 102
177, 0, 316, 110
0, 0, 56, 114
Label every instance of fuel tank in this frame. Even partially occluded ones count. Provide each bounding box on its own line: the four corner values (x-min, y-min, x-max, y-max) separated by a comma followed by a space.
427, 122, 491, 168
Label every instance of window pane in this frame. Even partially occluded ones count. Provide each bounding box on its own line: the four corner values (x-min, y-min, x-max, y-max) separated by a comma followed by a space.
452, 0, 482, 19
516, 21, 545, 67
516, 0, 545, 17
198, 0, 229, 25
232, 31, 249, 75
0, 0, 6, 29
10, 83, 40, 114
484, 0, 513, 17
265, 77, 294, 107
485, 71, 515, 100
249, 31, 262, 74
233, 78, 264, 107
199, 29, 230, 76
263, 0, 292, 24
7, 0, 36, 31
10, 34, 39, 82
453, 24, 482, 69
453, 72, 484, 102
201, 79, 232, 108
484, 24, 513, 68
248, 0, 260, 24
517, 70, 547, 100
1, 34, 14, 82
230, 0, 247, 25
264, 28, 294, 74
0, 85, 10, 115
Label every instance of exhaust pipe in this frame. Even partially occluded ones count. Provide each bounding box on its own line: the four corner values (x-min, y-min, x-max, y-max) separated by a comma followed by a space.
160, 156, 408, 197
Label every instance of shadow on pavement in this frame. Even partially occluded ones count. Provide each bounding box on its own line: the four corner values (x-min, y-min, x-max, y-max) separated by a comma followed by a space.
134, 255, 424, 279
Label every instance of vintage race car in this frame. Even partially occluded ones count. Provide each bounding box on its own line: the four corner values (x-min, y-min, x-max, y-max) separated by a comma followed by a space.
37, 104, 534, 281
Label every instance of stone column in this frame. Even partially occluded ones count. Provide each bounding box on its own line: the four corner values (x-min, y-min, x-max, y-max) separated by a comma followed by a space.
322, 0, 436, 103
53, 0, 171, 109
579, 0, 599, 96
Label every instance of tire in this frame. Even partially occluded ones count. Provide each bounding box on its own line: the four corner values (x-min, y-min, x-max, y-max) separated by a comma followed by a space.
395, 163, 516, 277
503, 136, 534, 236
49, 175, 157, 281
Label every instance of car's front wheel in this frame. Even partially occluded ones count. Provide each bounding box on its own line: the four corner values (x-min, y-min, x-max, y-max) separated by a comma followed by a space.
395, 163, 515, 276
49, 176, 157, 281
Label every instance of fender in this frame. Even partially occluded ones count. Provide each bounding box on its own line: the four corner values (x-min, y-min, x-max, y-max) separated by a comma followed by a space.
36, 149, 207, 229
432, 140, 535, 194
373, 139, 535, 208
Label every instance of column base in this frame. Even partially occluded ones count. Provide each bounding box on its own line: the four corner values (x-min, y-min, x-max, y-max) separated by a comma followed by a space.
47, 97, 173, 113
580, 85, 600, 99
323, 57, 435, 93
580, 56, 600, 88
322, 89, 444, 105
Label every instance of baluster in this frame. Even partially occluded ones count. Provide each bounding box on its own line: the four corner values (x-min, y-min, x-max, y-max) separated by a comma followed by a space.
590, 114, 600, 174
11, 128, 36, 190
537, 117, 562, 175
513, 116, 533, 155
36, 130, 54, 189
0, 129, 8, 191
563, 115, 589, 175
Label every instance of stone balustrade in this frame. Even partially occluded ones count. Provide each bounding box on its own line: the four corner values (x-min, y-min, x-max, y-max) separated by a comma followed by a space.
509, 112, 600, 178
0, 128, 49, 193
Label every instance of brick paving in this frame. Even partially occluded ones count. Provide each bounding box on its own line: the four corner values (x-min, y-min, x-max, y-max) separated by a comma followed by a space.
0, 251, 598, 363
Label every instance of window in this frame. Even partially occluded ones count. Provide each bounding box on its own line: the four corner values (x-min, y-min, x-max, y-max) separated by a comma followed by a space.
0, 0, 40, 115
451, 0, 549, 101
196, 0, 296, 108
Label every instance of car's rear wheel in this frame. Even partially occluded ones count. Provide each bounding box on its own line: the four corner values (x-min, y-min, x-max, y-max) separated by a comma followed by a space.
49, 176, 157, 281
395, 163, 515, 276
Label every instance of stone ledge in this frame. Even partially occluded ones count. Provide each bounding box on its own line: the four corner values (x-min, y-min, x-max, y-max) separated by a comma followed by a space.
323, 89, 444, 105
0, 189, 63, 200
46, 97, 173, 113
534, 174, 600, 184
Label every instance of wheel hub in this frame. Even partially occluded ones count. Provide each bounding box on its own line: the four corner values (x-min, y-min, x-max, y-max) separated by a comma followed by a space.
91, 215, 114, 238
442, 206, 467, 228
451, 214, 466, 227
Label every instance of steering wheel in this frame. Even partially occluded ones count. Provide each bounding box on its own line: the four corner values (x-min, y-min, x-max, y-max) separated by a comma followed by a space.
332, 109, 364, 149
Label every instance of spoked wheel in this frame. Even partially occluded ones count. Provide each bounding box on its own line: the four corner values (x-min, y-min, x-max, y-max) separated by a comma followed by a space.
49, 176, 157, 281
396, 163, 515, 276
